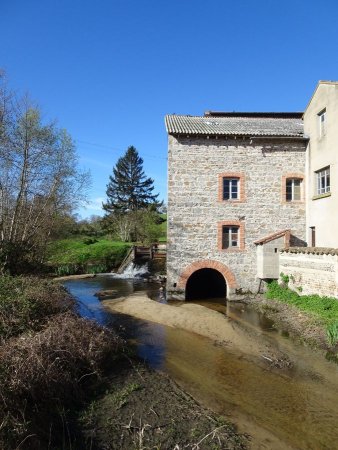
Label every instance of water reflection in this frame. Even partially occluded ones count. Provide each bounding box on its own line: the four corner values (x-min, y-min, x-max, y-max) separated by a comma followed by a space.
64, 275, 338, 450
63, 275, 159, 325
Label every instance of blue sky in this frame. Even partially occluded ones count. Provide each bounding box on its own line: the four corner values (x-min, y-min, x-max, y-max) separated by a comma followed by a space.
1, 0, 338, 218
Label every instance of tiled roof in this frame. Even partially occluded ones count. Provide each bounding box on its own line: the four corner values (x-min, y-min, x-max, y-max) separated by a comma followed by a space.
165, 114, 304, 137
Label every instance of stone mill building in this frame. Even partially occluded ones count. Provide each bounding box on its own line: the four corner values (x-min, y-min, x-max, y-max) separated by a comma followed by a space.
165, 111, 308, 300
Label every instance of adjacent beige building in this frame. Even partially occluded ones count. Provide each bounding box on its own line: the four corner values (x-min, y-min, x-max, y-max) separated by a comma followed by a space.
304, 81, 338, 248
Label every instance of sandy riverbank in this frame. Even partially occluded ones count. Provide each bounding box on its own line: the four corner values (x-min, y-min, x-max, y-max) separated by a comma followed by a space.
53, 273, 97, 281
102, 292, 291, 364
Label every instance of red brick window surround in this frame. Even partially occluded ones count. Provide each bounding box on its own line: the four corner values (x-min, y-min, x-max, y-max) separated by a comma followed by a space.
218, 172, 246, 202
281, 174, 304, 203
218, 220, 245, 251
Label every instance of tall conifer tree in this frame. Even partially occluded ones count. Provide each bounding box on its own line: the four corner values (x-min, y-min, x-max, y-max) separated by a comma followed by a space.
103, 146, 160, 214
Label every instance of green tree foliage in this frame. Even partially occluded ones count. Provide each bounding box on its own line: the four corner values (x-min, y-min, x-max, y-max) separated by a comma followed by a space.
0, 74, 90, 274
103, 146, 160, 213
103, 146, 162, 242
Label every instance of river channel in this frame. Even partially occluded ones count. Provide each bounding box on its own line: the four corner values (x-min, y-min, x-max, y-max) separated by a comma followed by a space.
64, 275, 338, 450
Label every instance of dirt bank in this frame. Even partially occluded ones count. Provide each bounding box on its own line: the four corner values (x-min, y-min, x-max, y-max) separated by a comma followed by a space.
80, 358, 248, 450
241, 295, 330, 350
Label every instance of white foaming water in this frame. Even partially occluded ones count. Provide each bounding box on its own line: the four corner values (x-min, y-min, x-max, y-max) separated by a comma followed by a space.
115, 261, 149, 279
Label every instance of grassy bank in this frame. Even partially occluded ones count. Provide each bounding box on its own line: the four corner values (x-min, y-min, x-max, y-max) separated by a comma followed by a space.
266, 281, 338, 346
47, 214, 167, 276
47, 237, 131, 275
157, 213, 167, 242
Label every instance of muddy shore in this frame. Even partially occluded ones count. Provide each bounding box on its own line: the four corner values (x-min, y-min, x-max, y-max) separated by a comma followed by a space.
80, 357, 248, 450
241, 295, 332, 351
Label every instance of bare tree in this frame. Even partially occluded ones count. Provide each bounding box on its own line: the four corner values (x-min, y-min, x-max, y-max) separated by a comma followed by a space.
0, 74, 90, 273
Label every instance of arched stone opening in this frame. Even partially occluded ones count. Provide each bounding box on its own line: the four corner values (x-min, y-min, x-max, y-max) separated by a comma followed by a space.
185, 268, 227, 300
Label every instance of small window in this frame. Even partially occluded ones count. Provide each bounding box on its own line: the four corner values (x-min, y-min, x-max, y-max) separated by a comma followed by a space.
318, 109, 326, 138
218, 173, 245, 203
316, 167, 330, 195
222, 226, 239, 249
286, 178, 302, 201
223, 178, 239, 200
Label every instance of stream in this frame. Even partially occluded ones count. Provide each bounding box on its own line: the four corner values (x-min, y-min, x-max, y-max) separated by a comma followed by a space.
64, 275, 338, 450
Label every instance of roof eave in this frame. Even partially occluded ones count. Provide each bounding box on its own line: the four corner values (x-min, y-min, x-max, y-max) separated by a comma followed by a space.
167, 132, 306, 140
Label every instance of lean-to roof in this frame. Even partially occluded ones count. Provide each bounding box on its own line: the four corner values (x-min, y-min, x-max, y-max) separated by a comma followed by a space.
254, 229, 291, 245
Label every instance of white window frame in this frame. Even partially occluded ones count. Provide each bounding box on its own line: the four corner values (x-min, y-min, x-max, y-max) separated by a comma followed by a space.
222, 225, 239, 249
316, 167, 330, 195
223, 178, 239, 200
286, 178, 302, 201
318, 109, 326, 138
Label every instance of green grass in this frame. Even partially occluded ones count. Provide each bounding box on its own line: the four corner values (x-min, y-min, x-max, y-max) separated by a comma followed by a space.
47, 237, 131, 274
47, 214, 167, 274
266, 281, 338, 345
158, 214, 167, 242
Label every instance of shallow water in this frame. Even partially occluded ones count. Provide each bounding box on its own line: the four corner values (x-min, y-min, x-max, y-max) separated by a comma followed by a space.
64, 275, 338, 450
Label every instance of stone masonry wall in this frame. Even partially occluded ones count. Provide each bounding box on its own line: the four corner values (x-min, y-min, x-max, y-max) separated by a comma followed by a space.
280, 249, 338, 298
167, 134, 307, 299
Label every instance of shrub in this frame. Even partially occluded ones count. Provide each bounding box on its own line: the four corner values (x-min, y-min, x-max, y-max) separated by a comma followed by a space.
0, 313, 123, 449
54, 263, 82, 276
0, 277, 74, 342
83, 237, 98, 245
326, 321, 338, 346
87, 263, 109, 274
279, 272, 290, 285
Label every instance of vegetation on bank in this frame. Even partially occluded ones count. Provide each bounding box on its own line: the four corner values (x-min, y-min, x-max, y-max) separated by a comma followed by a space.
0, 276, 123, 449
47, 237, 131, 275
0, 75, 166, 278
0, 74, 90, 276
266, 280, 338, 345
47, 213, 167, 275
0, 276, 246, 450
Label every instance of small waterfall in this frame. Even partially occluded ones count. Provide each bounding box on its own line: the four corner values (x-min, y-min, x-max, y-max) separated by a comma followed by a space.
115, 261, 149, 279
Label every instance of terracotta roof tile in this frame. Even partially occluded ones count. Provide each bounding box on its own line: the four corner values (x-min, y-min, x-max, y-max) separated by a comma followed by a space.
254, 229, 291, 245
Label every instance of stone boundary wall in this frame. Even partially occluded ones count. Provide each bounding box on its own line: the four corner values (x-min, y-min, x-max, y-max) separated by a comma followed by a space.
280, 247, 338, 298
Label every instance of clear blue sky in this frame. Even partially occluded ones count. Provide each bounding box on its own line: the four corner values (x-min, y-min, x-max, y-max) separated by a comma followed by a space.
1, 0, 338, 218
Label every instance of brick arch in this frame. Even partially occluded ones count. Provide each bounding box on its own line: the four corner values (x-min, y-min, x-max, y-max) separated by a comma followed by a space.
178, 260, 238, 290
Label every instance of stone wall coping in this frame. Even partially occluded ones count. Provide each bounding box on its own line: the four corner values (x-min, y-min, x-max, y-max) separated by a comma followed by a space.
281, 247, 338, 255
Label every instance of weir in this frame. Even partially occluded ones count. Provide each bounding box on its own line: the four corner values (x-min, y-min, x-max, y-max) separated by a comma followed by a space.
117, 243, 166, 274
